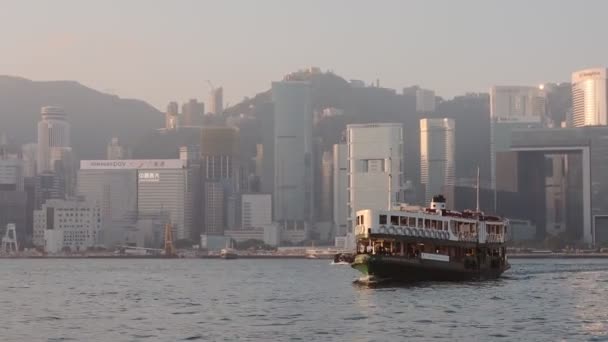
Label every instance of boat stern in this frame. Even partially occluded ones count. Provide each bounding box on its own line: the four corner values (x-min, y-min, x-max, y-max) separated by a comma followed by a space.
351, 254, 371, 275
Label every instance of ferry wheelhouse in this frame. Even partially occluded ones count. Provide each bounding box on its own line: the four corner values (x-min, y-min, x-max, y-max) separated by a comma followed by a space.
351, 196, 510, 282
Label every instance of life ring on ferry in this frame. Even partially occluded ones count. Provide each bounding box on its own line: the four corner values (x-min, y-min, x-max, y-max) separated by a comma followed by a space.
432, 231, 438, 239
405, 227, 412, 236
379, 225, 387, 233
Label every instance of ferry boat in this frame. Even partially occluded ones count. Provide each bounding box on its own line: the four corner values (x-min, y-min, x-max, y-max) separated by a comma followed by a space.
220, 240, 238, 260
351, 195, 509, 282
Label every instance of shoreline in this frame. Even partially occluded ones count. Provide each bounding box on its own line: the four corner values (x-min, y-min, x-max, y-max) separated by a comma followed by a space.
2, 253, 608, 260
0, 254, 335, 260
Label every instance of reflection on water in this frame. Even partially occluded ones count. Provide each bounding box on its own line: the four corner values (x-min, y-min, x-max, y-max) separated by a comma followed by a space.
1, 259, 608, 341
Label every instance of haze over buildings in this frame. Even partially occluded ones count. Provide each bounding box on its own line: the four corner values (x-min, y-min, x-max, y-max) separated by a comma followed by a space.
2, 0, 608, 252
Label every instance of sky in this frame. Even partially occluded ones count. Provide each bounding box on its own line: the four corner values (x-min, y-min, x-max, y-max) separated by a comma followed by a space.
2, 0, 608, 110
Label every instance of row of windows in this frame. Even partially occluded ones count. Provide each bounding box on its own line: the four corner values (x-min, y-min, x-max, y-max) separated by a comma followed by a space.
378, 215, 449, 231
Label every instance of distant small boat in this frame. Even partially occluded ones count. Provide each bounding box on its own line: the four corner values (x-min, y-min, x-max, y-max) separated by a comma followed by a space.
333, 253, 355, 264
220, 240, 238, 259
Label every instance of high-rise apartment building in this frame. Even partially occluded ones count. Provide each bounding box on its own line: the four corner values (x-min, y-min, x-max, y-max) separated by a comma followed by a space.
420, 118, 455, 205
347, 123, 403, 248
37, 106, 70, 174
272, 80, 313, 223
571, 68, 608, 127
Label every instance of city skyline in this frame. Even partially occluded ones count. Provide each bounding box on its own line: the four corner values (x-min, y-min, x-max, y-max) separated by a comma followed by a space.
3, 0, 608, 109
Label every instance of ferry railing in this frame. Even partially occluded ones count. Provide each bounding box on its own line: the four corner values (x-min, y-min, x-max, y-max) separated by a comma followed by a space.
374, 225, 451, 240
457, 232, 478, 243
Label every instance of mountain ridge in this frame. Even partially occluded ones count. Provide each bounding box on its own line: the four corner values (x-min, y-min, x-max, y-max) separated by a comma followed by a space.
0, 75, 163, 159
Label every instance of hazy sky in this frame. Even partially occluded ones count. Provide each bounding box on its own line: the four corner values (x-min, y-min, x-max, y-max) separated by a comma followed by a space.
2, 0, 608, 110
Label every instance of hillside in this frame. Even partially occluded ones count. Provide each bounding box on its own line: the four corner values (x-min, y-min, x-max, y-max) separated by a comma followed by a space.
0, 76, 163, 159
225, 70, 491, 183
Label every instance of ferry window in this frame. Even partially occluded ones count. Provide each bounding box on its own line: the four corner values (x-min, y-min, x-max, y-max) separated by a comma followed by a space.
379, 215, 387, 225
361, 215, 364, 225
424, 219, 430, 228
408, 217, 416, 227
431, 220, 437, 229
400, 216, 408, 226
390, 216, 399, 225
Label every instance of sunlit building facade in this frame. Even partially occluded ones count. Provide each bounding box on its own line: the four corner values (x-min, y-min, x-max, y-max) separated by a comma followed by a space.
571, 68, 608, 127
37, 106, 70, 174
420, 118, 455, 205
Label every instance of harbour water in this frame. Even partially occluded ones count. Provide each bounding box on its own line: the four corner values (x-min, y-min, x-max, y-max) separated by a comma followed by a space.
1, 259, 608, 341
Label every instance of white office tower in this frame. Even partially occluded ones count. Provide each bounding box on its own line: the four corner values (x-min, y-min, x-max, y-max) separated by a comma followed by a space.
37, 106, 70, 174
489, 86, 546, 190
347, 123, 403, 249
33, 199, 101, 251
571, 68, 608, 127
332, 143, 348, 242
272, 81, 313, 224
420, 118, 455, 205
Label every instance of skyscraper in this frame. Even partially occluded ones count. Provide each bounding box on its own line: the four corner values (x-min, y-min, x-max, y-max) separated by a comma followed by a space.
37, 106, 70, 174
416, 88, 436, 113
165, 101, 179, 130
21, 143, 37, 178
490, 86, 547, 119
272, 80, 313, 223
347, 123, 403, 248
200, 127, 240, 235
571, 68, 608, 127
181, 99, 204, 127
489, 86, 546, 191
210, 87, 223, 115
420, 118, 455, 205
332, 143, 348, 238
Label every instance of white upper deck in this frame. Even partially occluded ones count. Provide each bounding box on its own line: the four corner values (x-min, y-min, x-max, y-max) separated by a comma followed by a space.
354, 205, 508, 245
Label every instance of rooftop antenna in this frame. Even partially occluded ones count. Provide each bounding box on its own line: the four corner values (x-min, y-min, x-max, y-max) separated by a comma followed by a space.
476, 167, 480, 212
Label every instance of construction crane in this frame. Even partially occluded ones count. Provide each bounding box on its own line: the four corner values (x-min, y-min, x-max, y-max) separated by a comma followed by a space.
206, 80, 215, 93
163, 223, 176, 257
